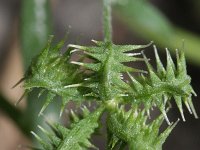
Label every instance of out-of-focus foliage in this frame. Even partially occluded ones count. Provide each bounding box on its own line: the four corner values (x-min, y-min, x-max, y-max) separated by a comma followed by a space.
114, 0, 200, 66
0, 0, 54, 137
21, 0, 52, 69
20, 0, 59, 141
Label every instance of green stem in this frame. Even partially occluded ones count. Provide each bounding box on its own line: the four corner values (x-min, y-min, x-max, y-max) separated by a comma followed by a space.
100, 43, 113, 100
98, 0, 114, 101
0, 94, 30, 136
103, 0, 112, 43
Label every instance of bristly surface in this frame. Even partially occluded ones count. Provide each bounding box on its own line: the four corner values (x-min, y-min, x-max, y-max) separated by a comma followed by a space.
20, 38, 197, 149
20, 37, 197, 149
107, 106, 179, 150
125, 46, 197, 124
22, 36, 89, 116
69, 40, 152, 101
31, 106, 104, 150
16, 0, 198, 149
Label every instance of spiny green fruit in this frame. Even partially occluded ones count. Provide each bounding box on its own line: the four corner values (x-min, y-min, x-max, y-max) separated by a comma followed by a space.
126, 45, 197, 124
69, 40, 153, 101
18, 37, 197, 149
17, 37, 197, 149
16, 36, 88, 116
31, 106, 104, 150
15, 0, 198, 149
107, 106, 179, 150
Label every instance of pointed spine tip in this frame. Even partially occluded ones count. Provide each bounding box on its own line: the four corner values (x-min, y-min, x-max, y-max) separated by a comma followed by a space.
70, 49, 81, 54
39, 105, 49, 117
193, 110, 199, 119
31, 131, 37, 138
161, 110, 171, 125
37, 125, 47, 134
91, 39, 98, 43
64, 83, 82, 88
140, 70, 148, 74
184, 101, 192, 114
165, 48, 171, 58
171, 118, 180, 128
38, 89, 46, 98
192, 89, 197, 97
68, 44, 87, 50
15, 92, 27, 106
59, 110, 64, 117
180, 110, 186, 122
60, 101, 66, 117
146, 41, 154, 47
38, 111, 44, 117
12, 77, 25, 89
70, 61, 84, 66
147, 109, 151, 119
188, 100, 198, 119
153, 45, 159, 57
126, 52, 141, 57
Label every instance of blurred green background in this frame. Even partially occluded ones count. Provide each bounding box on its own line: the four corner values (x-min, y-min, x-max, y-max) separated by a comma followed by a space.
0, 0, 200, 149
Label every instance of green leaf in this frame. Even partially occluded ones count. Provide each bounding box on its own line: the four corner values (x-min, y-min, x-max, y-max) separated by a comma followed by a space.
0, 95, 30, 136
114, 0, 200, 66
21, 0, 52, 69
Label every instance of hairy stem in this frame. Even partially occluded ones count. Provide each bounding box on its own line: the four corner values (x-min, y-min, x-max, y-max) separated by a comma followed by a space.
99, 43, 114, 100
103, 0, 112, 43
98, 0, 114, 101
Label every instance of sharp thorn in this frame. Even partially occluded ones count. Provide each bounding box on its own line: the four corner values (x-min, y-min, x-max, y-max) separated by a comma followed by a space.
68, 44, 87, 50
189, 101, 198, 119
60, 104, 65, 117
179, 109, 186, 122
126, 52, 141, 57
147, 109, 151, 119
64, 83, 82, 88
70, 49, 81, 54
70, 61, 84, 66
91, 39, 98, 43
161, 110, 171, 125
15, 91, 27, 106
184, 101, 192, 114
12, 77, 25, 89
